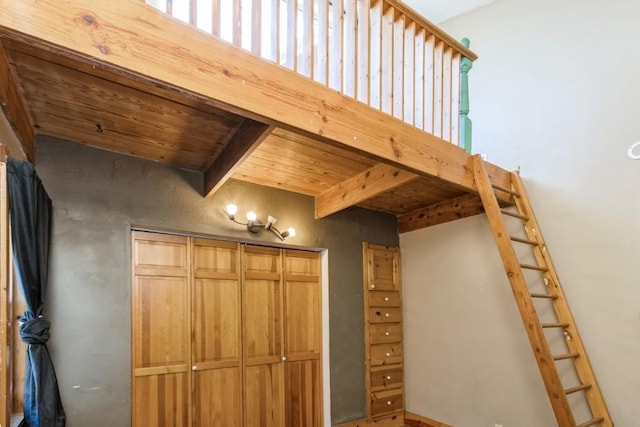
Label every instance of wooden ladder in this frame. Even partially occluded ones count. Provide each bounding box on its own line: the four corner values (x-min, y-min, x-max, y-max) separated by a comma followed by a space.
473, 155, 612, 427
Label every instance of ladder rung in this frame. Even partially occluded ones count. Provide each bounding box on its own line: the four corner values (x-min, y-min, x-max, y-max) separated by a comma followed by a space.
565, 383, 592, 395
491, 183, 520, 197
530, 292, 558, 300
553, 352, 580, 361
541, 322, 570, 329
520, 263, 548, 272
576, 417, 604, 427
511, 236, 538, 245
501, 209, 529, 221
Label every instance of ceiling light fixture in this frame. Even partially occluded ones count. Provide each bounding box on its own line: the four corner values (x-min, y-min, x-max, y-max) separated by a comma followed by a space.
224, 203, 296, 241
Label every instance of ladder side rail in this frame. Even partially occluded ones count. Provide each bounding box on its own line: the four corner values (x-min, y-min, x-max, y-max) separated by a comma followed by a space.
473, 156, 575, 426
510, 173, 613, 426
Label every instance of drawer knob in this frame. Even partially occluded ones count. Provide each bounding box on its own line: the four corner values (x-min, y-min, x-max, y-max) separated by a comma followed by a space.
192, 365, 198, 371
282, 356, 287, 362
385, 331, 390, 336
386, 401, 393, 405
385, 313, 390, 317
386, 375, 392, 380
386, 352, 390, 357
370, 284, 375, 289
384, 297, 389, 301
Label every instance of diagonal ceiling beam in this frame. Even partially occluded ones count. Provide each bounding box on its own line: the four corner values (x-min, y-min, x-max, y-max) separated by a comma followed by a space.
0, 42, 32, 161
203, 119, 274, 197
397, 193, 485, 232
315, 163, 419, 219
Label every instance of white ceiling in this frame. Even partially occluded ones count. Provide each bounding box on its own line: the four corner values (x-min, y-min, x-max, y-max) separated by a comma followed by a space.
403, 0, 496, 23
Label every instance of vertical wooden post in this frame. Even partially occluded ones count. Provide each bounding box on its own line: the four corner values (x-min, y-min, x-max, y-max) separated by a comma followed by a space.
459, 37, 473, 153
0, 144, 9, 427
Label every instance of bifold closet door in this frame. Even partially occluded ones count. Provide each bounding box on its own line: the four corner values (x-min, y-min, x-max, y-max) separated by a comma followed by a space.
192, 238, 242, 426
242, 245, 285, 427
283, 249, 323, 426
132, 232, 191, 426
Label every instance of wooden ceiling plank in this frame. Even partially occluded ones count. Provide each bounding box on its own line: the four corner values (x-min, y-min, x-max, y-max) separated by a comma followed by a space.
204, 120, 275, 197
397, 193, 485, 233
0, 0, 512, 198
315, 164, 419, 218
0, 42, 33, 161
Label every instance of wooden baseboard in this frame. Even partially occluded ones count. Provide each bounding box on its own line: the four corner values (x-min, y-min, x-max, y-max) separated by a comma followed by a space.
404, 411, 454, 427
335, 413, 404, 427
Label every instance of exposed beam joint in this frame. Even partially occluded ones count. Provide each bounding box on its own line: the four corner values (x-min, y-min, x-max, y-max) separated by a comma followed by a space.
0, 42, 32, 161
398, 193, 485, 232
316, 164, 418, 218
203, 119, 274, 197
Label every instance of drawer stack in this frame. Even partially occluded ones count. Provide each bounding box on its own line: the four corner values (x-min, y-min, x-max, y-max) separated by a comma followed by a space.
363, 244, 404, 422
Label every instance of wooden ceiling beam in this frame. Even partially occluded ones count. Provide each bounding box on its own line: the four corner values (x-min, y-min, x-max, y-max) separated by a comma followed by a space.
0, 0, 512, 199
0, 42, 32, 161
315, 164, 418, 219
203, 120, 274, 197
397, 193, 485, 233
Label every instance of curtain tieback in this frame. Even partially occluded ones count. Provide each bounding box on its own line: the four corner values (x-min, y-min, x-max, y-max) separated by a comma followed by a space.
19, 314, 51, 345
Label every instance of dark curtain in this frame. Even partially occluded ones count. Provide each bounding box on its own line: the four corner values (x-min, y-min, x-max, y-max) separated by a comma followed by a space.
7, 159, 66, 427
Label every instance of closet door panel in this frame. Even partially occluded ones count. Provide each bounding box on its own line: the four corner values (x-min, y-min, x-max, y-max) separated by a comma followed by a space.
284, 360, 322, 427
132, 232, 190, 427
193, 367, 242, 426
245, 364, 285, 427
192, 239, 242, 425
134, 372, 189, 426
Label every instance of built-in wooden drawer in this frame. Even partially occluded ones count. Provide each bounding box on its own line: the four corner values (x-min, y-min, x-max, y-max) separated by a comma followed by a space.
369, 307, 402, 323
369, 324, 402, 344
368, 291, 400, 307
370, 365, 403, 391
370, 343, 403, 366
370, 388, 404, 417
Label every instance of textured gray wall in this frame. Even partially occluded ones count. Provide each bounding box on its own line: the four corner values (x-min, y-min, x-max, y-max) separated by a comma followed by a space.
35, 136, 398, 426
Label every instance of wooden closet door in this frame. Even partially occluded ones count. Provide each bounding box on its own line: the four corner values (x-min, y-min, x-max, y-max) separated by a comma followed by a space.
242, 245, 284, 427
132, 232, 190, 427
191, 238, 242, 426
283, 249, 322, 427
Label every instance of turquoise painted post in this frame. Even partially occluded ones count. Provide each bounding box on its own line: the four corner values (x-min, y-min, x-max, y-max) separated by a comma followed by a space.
460, 38, 473, 153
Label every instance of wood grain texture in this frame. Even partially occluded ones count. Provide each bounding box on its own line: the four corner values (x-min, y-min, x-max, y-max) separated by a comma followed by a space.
0, 0, 510, 199
315, 164, 418, 219
0, 109, 27, 161
0, 43, 33, 161
397, 193, 485, 232
335, 413, 405, 427
204, 120, 274, 197
0, 148, 8, 425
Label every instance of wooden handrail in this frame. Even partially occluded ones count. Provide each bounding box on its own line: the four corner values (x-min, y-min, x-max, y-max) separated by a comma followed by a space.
145, 0, 477, 146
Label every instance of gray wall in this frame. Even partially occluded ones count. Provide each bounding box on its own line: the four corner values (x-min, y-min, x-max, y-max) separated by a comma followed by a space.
401, 0, 640, 425
35, 136, 398, 426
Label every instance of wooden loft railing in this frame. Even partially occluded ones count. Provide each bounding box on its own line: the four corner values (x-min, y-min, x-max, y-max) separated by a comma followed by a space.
145, 0, 476, 148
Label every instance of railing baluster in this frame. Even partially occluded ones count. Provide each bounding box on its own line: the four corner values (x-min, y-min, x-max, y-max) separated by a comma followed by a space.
286, 0, 297, 70
357, 0, 370, 104
315, 0, 329, 85
433, 39, 444, 138
233, 0, 241, 46
380, 5, 394, 115
414, 28, 425, 130
328, 0, 344, 91
424, 34, 435, 133
251, 0, 261, 55
189, 0, 197, 25
344, 0, 357, 98
369, 0, 382, 110
450, 52, 461, 146
392, 13, 404, 120
403, 20, 415, 126
299, 0, 313, 77
442, 46, 452, 141
211, 0, 220, 37
460, 38, 473, 153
